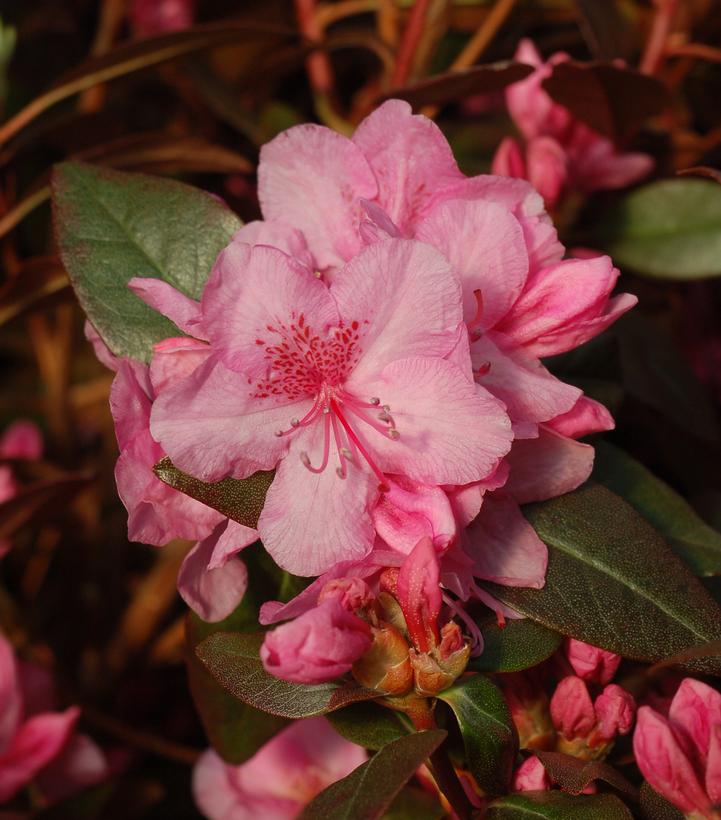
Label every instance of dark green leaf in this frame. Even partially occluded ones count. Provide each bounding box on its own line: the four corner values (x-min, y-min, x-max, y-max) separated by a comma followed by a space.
299, 730, 447, 820
328, 701, 410, 750
196, 632, 377, 718
541, 61, 668, 139
648, 640, 721, 675
52, 162, 241, 362
486, 791, 634, 819
380, 61, 533, 108
594, 441, 721, 576
596, 179, 721, 279
382, 786, 445, 820
154, 457, 273, 530
639, 781, 684, 820
469, 618, 562, 673
186, 601, 288, 764
437, 673, 517, 796
534, 751, 638, 799
482, 484, 721, 675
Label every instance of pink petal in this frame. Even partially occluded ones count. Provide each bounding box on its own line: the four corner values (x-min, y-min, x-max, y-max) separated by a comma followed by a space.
473, 333, 581, 425
396, 536, 441, 652
206, 520, 258, 571
109, 359, 153, 450
0, 708, 79, 803
565, 638, 621, 685
35, 733, 108, 803
149, 337, 211, 395
415, 199, 529, 330
355, 357, 512, 486
150, 356, 310, 482
128, 277, 204, 337
352, 100, 463, 232
502, 426, 594, 504
358, 199, 402, 244
0, 422, 43, 460
491, 137, 527, 180
84, 320, 119, 371
550, 676, 596, 740
594, 684, 636, 739
568, 127, 653, 191
232, 220, 315, 271
177, 525, 250, 623
259, 124, 377, 270
706, 724, 721, 804
0, 632, 22, 752
372, 475, 456, 555
258, 422, 378, 576
201, 242, 339, 379
547, 395, 615, 438
633, 706, 711, 815
333, 239, 465, 385
465, 492, 547, 588
513, 756, 551, 792
525, 136, 568, 209
260, 598, 371, 684
669, 678, 721, 766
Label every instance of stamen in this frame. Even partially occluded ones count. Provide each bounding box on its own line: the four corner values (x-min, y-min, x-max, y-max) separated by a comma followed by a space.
340, 447, 353, 460
369, 397, 380, 405
344, 401, 397, 437
330, 412, 347, 479
474, 361, 491, 376
276, 394, 323, 436
468, 289, 484, 343
299, 413, 331, 473
387, 429, 400, 440
331, 399, 389, 489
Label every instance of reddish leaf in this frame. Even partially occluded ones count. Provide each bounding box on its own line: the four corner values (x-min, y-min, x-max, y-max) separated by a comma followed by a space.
535, 750, 638, 799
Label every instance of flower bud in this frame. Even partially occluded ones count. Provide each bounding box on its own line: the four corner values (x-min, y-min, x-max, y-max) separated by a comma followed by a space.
564, 638, 620, 686
351, 622, 413, 696
512, 756, 551, 792
594, 684, 635, 740
410, 637, 471, 698
318, 578, 374, 612
502, 673, 555, 751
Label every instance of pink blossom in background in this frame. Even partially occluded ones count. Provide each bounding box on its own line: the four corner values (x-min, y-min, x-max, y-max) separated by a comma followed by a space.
634, 678, 721, 818
193, 717, 366, 820
130, 0, 195, 38
0, 420, 43, 559
493, 39, 653, 208
0, 631, 107, 804
564, 638, 621, 685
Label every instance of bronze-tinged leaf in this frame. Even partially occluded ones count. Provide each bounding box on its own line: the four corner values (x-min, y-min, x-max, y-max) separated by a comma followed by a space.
154, 458, 273, 530
535, 751, 638, 799
541, 61, 669, 139
378, 61, 533, 109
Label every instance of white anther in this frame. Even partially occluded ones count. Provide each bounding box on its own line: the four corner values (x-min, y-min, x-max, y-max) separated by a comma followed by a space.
340, 447, 353, 459
274, 430, 284, 437
322, 406, 331, 415
369, 397, 380, 405
378, 411, 392, 423
382, 405, 391, 411
290, 418, 300, 427
387, 429, 400, 440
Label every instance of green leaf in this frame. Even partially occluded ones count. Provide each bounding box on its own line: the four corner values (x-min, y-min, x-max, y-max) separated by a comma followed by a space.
639, 781, 684, 820
186, 597, 287, 764
534, 751, 638, 799
469, 618, 562, 673
486, 791, 634, 819
594, 441, 721, 576
482, 484, 721, 675
196, 631, 378, 718
437, 673, 517, 796
327, 701, 410, 750
595, 179, 721, 279
381, 786, 445, 820
154, 457, 273, 529
299, 730, 447, 820
52, 162, 241, 362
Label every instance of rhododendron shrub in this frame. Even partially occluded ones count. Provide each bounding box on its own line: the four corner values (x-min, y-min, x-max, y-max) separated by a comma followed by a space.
49, 67, 721, 816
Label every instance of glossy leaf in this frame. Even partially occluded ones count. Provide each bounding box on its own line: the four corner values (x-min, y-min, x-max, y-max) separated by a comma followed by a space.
469, 618, 562, 673
596, 179, 721, 279
535, 751, 638, 799
594, 441, 721, 576
299, 730, 447, 820
542, 61, 668, 139
382, 786, 445, 820
327, 701, 409, 750
483, 484, 721, 675
196, 632, 377, 718
380, 61, 533, 108
154, 458, 273, 530
437, 673, 517, 796
639, 781, 684, 820
52, 162, 241, 362
486, 791, 634, 819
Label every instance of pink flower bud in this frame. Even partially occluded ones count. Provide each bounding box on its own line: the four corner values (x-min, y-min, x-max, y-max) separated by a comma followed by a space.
550, 677, 596, 741
565, 638, 621, 686
351, 622, 412, 696
130, 0, 194, 37
502, 673, 555, 751
318, 577, 374, 612
594, 684, 635, 740
512, 755, 551, 792
260, 599, 372, 685
396, 537, 441, 653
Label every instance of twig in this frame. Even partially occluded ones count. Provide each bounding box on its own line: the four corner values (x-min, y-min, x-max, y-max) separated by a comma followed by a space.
639, 0, 679, 75
391, 0, 432, 87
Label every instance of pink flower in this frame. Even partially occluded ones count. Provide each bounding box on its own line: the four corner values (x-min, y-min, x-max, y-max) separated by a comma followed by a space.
513, 755, 551, 791
0, 632, 107, 804
634, 678, 721, 818
494, 39, 653, 207
150, 238, 512, 576
260, 597, 372, 684
130, 0, 194, 37
565, 638, 621, 685
551, 676, 597, 741
193, 717, 367, 819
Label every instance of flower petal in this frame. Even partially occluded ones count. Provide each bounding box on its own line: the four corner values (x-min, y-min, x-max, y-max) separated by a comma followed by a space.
232, 220, 315, 271
258, 124, 377, 270
0, 632, 22, 753
669, 678, 721, 766
0, 422, 43, 460
355, 357, 512, 486
547, 395, 615, 438
128, 277, 203, 337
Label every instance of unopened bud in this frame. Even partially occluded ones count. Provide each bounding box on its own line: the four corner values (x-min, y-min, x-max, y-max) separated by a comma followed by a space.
352, 621, 413, 696
410, 625, 471, 697
502, 673, 555, 750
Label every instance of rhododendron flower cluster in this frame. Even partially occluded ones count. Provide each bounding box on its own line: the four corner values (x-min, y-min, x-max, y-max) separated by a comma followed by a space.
493, 40, 654, 208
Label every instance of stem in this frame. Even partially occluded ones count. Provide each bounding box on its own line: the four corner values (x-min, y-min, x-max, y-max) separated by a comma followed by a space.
640, 0, 679, 75
391, 0, 432, 87
408, 701, 473, 820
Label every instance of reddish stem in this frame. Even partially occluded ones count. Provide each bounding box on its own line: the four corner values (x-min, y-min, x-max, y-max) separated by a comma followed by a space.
391, 0, 432, 87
